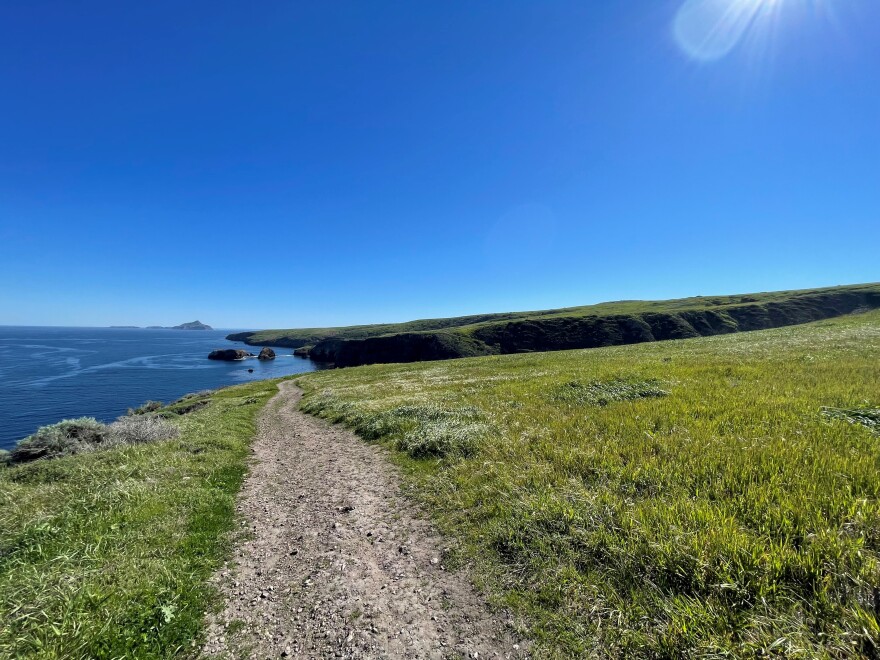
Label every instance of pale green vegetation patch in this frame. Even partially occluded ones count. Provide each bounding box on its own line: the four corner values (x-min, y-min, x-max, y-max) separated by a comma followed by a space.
551, 378, 668, 406
0, 380, 277, 659
301, 396, 488, 458
6, 415, 181, 465
297, 310, 880, 658
822, 406, 880, 435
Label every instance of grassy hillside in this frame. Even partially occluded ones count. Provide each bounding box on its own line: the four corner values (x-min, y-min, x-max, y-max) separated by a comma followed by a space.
0, 380, 277, 658
230, 283, 880, 367
296, 309, 880, 658
226, 310, 560, 347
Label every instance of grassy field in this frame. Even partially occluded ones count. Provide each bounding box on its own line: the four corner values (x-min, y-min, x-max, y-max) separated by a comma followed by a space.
0, 380, 277, 659
297, 310, 880, 658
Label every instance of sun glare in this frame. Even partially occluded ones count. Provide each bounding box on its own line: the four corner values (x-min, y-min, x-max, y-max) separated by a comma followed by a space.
673, 0, 783, 61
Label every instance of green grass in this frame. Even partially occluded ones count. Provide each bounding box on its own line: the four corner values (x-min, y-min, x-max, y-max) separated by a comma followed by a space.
0, 379, 277, 659
296, 310, 880, 658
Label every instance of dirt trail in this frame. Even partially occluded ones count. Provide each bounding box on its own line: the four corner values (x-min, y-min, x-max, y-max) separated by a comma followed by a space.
202, 381, 526, 659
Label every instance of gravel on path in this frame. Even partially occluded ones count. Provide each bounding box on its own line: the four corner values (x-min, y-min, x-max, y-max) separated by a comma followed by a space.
202, 381, 527, 659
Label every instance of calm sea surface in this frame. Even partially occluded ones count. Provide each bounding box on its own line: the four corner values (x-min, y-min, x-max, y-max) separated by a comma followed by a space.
0, 327, 319, 450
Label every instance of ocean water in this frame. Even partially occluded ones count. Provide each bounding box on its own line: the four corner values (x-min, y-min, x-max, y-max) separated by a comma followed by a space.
0, 327, 319, 450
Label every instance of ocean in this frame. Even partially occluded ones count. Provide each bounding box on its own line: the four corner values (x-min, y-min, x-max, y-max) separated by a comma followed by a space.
0, 326, 319, 450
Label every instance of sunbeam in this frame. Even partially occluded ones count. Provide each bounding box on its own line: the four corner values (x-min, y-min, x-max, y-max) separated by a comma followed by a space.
674, 0, 784, 61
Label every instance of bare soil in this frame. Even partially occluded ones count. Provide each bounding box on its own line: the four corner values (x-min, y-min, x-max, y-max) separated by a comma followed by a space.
202, 381, 526, 659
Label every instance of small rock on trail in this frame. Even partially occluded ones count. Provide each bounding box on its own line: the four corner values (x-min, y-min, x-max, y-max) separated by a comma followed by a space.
201, 381, 526, 659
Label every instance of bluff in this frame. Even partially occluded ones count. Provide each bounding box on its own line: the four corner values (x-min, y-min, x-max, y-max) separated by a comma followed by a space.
228, 283, 880, 368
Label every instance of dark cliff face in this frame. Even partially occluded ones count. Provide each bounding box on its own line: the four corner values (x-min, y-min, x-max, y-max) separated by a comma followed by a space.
295, 289, 880, 367
329, 333, 495, 368
308, 338, 347, 363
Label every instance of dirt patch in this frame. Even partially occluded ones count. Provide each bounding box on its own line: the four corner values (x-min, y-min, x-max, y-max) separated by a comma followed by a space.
201, 381, 526, 659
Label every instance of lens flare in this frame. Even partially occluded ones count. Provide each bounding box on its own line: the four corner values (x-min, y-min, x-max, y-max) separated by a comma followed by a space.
674, 0, 778, 61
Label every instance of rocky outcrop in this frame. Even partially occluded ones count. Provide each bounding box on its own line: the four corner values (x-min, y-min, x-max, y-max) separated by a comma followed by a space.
293, 346, 312, 358
258, 347, 276, 360
208, 349, 254, 361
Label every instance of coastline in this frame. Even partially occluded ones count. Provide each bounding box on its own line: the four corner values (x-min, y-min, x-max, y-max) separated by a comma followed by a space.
227, 283, 880, 367
0, 327, 318, 451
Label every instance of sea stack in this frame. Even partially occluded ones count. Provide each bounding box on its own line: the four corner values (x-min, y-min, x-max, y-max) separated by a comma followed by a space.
208, 349, 253, 361
258, 347, 276, 360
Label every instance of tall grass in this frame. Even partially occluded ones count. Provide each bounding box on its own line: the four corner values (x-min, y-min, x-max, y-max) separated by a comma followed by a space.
0, 380, 277, 659
297, 311, 880, 658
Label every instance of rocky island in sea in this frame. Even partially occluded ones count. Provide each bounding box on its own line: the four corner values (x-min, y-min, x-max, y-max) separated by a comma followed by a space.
111, 320, 214, 330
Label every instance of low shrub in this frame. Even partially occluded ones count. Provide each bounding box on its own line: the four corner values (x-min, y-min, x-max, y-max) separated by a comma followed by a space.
8, 418, 109, 464
159, 399, 211, 417
127, 400, 163, 416
107, 416, 179, 445
174, 389, 216, 403
8, 415, 179, 466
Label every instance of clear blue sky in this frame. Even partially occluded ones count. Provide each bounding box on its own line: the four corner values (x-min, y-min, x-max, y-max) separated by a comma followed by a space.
1, 1, 878, 329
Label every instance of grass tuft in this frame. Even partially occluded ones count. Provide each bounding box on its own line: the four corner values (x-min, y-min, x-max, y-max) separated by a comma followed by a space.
551, 378, 668, 406
127, 400, 164, 416
302, 395, 488, 458
822, 406, 880, 434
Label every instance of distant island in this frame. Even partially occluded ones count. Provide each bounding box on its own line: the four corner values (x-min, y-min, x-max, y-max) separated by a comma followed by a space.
171, 321, 213, 330
110, 320, 213, 331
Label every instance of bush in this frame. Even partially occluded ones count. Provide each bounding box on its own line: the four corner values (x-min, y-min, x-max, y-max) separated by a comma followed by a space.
9, 418, 109, 465
107, 416, 179, 445
127, 400, 163, 416
7, 415, 180, 466
174, 390, 215, 403
161, 399, 210, 416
